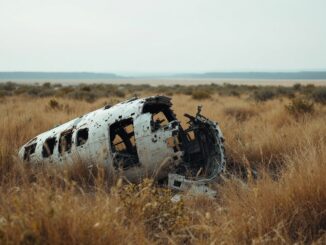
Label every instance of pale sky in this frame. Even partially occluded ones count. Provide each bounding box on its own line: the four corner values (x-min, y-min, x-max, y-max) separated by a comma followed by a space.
0, 0, 325, 73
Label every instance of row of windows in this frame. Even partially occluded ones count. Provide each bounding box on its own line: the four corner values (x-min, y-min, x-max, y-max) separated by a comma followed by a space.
23, 128, 89, 160
23, 105, 173, 162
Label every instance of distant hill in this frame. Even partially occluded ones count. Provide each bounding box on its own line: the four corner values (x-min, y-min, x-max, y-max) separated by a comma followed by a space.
175, 72, 326, 80
1, 71, 326, 80
0, 72, 124, 80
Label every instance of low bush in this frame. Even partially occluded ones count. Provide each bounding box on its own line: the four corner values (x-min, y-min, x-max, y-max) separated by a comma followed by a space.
68, 91, 98, 103
228, 90, 240, 97
118, 179, 188, 238
192, 90, 211, 100
42, 82, 51, 88
2, 82, 16, 91
311, 87, 326, 104
253, 89, 276, 102
302, 84, 316, 95
48, 99, 62, 110
114, 89, 126, 98
39, 89, 55, 97
224, 106, 257, 122
293, 83, 302, 91
27, 86, 43, 97
80, 86, 91, 92
276, 86, 295, 98
285, 98, 314, 116
0, 90, 12, 97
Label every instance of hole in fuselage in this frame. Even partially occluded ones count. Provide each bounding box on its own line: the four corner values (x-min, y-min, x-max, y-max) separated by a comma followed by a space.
42, 137, 56, 158
109, 118, 139, 169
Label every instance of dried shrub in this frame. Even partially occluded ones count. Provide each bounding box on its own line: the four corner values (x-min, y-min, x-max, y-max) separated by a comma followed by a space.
13, 86, 29, 95
27, 87, 43, 97
42, 82, 51, 88
311, 87, 326, 105
81, 86, 91, 92
154, 86, 174, 96
192, 90, 211, 100
285, 98, 314, 116
57, 86, 75, 96
118, 179, 188, 238
48, 99, 62, 110
276, 86, 295, 98
0, 90, 12, 97
228, 90, 240, 97
224, 106, 257, 122
68, 91, 98, 103
253, 89, 276, 102
176, 86, 193, 95
293, 83, 302, 91
39, 89, 55, 97
2, 82, 16, 91
303, 84, 316, 95
114, 89, 125, 98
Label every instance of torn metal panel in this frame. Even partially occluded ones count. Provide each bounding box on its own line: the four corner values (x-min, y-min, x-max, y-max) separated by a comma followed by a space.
18, 96, 226, 195
168, 174, 217, 198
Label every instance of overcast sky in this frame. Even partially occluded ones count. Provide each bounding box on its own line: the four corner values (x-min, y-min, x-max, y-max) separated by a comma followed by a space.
0, 0, 325, 73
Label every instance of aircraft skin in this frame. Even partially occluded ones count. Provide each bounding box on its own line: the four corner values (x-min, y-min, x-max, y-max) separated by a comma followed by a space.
19, 96, 226, 194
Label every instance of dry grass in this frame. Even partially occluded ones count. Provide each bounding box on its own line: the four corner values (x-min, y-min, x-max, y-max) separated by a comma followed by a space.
0, 92, 326, 244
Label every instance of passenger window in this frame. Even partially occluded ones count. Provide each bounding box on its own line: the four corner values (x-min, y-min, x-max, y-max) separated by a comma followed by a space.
24, 143, 37, 161
142, 101, 176, 132
109, 118, 139, 169
76, 128, 89, 146
152, 111, 169, 130
59, 130, 73, 154
42, 137, 56, 157
112, 134, 127, 152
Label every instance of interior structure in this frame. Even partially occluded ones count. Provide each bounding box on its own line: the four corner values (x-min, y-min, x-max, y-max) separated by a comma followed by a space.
109, 118, 139, 169
143, 96, 224, 182
23, 142, 37, 161
42, 137, 56, 157
76, 128, 89, 146
58, 130, 73, 154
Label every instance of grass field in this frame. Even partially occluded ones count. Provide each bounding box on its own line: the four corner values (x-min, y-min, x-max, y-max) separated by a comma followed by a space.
0, 82, 325, 244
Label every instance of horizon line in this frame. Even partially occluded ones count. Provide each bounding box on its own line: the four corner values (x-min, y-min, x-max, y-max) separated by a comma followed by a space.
1, 70, 326, 74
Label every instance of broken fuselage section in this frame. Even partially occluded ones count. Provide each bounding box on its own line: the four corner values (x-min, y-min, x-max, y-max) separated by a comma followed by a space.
19, 96, 226, 194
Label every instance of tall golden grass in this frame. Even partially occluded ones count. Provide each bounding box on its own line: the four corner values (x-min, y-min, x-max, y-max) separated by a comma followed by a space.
0, 93, 325, 244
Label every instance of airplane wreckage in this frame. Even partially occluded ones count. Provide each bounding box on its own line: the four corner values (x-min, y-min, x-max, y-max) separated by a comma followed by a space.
19, 96, 226, 196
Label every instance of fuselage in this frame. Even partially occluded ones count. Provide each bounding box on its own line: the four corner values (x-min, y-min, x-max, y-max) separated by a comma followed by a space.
19, 96, 226, 186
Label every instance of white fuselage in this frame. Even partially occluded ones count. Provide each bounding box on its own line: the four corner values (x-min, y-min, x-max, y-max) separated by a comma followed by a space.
19, 96, 225, 188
